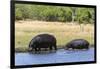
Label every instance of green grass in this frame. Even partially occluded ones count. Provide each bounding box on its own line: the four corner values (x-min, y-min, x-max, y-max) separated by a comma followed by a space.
15, 21, 94, 52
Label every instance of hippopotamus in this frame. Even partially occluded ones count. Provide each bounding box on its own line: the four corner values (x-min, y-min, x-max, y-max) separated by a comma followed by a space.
28, 34, 57, 52
65, 39, 89, 50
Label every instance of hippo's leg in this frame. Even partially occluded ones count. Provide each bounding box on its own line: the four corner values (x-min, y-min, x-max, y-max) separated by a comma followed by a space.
35, 47, 38, 51
28, 47, 33, 52
44, 48, 48, 51
87, 46, 89, 49
54, 46, 57, 50
65, 47, 69, 50
38, 47, 41, 51
53, 44, 57, 50
50, 46, 52, 50
85, 45, 89, 50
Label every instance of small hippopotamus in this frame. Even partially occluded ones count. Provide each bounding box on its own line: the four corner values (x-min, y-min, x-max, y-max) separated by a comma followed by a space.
65, 39, 89, 50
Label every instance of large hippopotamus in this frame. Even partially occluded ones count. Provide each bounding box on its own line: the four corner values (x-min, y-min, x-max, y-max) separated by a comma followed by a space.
28, 34, 57, 52
65, 39, 89, 50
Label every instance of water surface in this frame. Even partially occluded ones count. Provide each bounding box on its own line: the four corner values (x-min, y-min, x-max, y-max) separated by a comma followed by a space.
15, 48, 94, 65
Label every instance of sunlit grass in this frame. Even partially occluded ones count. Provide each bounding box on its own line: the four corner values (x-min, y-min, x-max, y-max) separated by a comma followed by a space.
15, 21, 94, 52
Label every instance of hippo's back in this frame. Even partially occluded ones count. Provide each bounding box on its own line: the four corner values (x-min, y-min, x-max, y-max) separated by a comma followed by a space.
66, 39, 89, 49
35, 34, 56, 43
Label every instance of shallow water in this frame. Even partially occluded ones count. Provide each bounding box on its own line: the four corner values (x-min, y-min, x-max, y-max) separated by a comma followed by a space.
15, 48, 94, 65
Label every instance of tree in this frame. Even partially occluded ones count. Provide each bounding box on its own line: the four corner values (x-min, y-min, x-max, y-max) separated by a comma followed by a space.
15, 8, 23, 20
15, 4, 95, 24
71, 7, 77, 23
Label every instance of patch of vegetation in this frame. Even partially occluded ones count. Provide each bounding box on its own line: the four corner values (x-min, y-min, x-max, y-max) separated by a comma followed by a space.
15, 21, 94, 52
15, 4, 95, 24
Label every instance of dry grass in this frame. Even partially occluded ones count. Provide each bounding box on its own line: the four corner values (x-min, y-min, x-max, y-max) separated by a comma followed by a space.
15, 20, 94, 52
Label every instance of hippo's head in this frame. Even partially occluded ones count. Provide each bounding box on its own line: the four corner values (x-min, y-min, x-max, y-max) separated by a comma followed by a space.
65, 42, 71, 49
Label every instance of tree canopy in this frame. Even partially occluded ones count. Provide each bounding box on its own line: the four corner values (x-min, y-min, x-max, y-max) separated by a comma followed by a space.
15, 4, 95, 24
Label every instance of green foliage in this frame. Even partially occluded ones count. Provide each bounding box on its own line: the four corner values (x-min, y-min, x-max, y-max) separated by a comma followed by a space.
15, 8, 23, 20
15, 4, 95, 24
76, 8, 94, 24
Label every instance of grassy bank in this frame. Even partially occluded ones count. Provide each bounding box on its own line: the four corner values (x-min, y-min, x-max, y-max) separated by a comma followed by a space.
15, 21, 94, 52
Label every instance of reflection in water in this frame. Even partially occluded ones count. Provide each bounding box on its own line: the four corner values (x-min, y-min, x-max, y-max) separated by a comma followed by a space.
28, 50, 57, 54
15, 48, 94, 65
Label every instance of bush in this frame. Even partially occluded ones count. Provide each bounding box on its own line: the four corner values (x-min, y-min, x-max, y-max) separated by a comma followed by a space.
15, 4, 95, 24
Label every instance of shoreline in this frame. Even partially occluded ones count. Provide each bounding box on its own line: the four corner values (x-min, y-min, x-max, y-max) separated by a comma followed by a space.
15, 46, 65, 53
15, 46, 94, 53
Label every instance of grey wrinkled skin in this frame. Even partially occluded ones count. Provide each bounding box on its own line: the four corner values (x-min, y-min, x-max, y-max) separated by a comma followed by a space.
28, 34, 57, 52
65, 39, 89, 50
